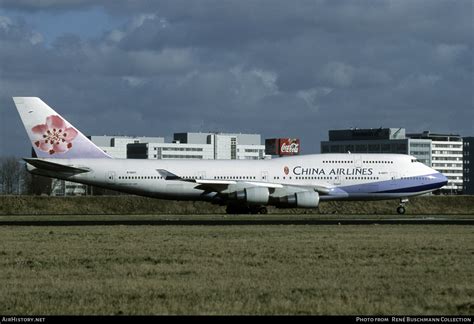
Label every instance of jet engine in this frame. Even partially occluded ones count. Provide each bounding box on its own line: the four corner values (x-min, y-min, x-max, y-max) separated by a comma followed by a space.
233, 187, 270, 205
280, 191, 319, 208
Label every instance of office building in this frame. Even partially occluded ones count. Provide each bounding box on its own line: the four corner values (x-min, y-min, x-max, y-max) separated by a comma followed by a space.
407, 132, 463, 194
128, 132, 267, 160
89, 135, 165, 159
463, 137, 473, 194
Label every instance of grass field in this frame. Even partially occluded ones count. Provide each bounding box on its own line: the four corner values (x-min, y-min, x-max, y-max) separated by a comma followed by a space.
2, 195, 474, 215
0, 223, 473, 315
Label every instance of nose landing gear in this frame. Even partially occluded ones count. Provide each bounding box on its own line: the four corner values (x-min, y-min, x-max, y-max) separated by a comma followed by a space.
397, 198, 409, 215
397, 206, 406, 215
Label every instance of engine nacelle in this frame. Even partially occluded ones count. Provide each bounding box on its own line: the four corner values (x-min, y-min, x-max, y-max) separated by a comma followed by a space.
295, 191, 319, 208
279, 191, 319, 208
233, 187, 269, 205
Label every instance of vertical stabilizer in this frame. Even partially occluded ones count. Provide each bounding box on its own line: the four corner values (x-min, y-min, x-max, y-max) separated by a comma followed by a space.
13, 97, 111, 159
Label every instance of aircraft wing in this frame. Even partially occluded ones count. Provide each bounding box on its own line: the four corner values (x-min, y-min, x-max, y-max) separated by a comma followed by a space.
156, 169, 331, 195
156, 169, 189, 181
194, 179, 286, 193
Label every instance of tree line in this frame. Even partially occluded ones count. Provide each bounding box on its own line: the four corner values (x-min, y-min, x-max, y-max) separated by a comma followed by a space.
0, 156, 51, 195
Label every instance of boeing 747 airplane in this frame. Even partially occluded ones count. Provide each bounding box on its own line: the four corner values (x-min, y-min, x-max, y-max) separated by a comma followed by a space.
13, 97, 448, 214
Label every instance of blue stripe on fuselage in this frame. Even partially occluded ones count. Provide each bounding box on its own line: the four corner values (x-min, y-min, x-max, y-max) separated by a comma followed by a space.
337, 173, 447, 194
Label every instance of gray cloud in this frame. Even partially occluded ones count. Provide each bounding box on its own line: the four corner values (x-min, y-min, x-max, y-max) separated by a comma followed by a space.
0, 0, 100, 12
0, 0, 472, 157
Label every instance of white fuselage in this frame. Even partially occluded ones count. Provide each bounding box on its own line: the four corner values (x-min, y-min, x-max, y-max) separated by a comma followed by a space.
28, 153, 448, 206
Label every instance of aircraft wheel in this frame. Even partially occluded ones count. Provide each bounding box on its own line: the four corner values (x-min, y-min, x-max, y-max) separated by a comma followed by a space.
249, 206, 267, 214
397, 206, 406, 215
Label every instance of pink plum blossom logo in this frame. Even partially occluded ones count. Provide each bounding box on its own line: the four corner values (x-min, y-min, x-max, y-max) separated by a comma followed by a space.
31, 115, 78, 155
284, 166, 289, 175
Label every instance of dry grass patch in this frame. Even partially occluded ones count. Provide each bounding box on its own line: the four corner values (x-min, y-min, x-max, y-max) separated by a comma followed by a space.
0, 225, 472, 315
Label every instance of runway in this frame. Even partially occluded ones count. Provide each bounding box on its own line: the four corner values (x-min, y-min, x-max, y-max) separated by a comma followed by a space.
0, 216, 473, 226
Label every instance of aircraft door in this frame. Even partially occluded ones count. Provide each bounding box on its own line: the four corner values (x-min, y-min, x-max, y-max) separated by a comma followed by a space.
354, 155, 362, 168
389, 171, 398, 189
198, 171, 206, 180
261, 171, 269, 182
390, 171, 398, 180
106, 171, 116, 183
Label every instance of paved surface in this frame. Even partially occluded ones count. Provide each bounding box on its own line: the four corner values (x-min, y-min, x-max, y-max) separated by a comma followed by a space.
0, 217, 473, 226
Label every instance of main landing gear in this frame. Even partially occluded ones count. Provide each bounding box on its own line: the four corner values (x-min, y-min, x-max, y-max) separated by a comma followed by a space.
226, 204, 268, 215
397, 198, 409, 215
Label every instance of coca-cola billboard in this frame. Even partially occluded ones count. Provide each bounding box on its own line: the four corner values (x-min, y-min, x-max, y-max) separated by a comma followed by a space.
279, 138, 300, 155
265, 138, 300, 156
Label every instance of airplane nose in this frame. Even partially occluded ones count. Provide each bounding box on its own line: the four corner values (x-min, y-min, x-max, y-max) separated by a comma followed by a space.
437, 172, 448, 187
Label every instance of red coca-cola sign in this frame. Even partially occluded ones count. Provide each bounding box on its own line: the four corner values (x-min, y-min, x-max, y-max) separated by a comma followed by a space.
265, 138, 301, 156
279, 138, 300, 155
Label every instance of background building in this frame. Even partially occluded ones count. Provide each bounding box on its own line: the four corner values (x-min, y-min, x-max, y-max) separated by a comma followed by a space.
408, 132, 463, 194
463, 137, 473, 195
89, 136, 165, 159
128, 132, 267, 160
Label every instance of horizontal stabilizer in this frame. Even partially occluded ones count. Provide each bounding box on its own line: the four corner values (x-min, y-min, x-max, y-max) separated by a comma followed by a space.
24, 158, 90, 174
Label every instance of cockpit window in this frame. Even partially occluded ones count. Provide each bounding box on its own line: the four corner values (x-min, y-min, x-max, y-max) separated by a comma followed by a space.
411, 159, 420, 163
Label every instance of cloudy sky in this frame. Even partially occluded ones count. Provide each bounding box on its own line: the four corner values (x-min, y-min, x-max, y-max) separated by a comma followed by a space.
0, 0, 472, 157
